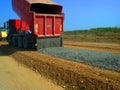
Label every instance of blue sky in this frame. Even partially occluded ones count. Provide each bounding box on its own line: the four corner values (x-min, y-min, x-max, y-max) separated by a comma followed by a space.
0, 0, 120, 31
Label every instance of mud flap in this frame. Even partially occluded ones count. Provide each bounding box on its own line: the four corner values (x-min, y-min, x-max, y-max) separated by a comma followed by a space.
37, 36, 63, 50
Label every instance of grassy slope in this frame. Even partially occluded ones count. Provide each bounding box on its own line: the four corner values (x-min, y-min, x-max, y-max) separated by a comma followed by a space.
63, 27, 120, 43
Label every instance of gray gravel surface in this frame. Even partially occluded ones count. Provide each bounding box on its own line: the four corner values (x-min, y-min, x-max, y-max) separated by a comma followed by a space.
38, 47, 120, 71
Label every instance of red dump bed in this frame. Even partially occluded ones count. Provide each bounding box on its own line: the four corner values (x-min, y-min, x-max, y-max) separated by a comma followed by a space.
12, 0, 64, 37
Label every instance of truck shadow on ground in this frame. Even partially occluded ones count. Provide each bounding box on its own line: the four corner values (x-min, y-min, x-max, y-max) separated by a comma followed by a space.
0, 43, 36, 56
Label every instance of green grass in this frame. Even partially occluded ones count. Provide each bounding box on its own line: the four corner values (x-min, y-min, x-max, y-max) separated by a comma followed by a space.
0, 27, 6, 31
63, 27, 120, 43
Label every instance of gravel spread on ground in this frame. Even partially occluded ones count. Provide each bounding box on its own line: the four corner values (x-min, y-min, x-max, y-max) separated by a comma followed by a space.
38, 47, 120, 71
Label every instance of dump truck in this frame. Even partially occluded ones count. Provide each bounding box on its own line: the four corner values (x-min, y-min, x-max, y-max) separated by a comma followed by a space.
0, 27, 7, 41
6, 0, 64, 49
5, 19, 31, 47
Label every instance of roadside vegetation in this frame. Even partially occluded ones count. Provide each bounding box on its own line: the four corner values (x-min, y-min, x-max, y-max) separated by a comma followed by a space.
63, 27, 120, 43
0, 27, 5, 31
0, 27, 7, 41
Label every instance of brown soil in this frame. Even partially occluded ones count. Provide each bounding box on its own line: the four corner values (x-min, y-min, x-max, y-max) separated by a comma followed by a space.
0, 52, 63, 90
64, 41, 120, 54
0, 41, 120, 90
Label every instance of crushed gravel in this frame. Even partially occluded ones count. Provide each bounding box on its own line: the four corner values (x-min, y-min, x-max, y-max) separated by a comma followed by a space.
38, 47, 120, 71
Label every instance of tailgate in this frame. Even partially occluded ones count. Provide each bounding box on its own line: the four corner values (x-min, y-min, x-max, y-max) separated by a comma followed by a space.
34, 14, 64, 37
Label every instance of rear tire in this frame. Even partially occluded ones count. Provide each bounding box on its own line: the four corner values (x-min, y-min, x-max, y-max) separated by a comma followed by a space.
12, 36, 18, 47
18, 36, 23, 48
23, 35, 36, 49
23, 36, 30, 49
7, 35, 12, 46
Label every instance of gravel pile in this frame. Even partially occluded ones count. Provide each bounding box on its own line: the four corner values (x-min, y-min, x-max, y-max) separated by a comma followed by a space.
38, 47, 120, 71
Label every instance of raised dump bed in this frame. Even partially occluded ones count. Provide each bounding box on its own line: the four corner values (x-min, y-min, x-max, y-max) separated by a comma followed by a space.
12, 0, 64, 37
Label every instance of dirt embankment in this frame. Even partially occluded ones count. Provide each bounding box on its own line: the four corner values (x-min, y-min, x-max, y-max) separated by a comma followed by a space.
0, 41, 120, 90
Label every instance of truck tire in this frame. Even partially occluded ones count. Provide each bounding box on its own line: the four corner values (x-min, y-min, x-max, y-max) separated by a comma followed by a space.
23, 35, 36, 49
8, 35, 12, 46
23, 36, 30, 49
18, 36, 23, 48
12, 36, 18, 47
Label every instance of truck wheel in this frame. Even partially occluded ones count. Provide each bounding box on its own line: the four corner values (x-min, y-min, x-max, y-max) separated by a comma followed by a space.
23, 35, 36, 49
23, 36, 30, 49
18, 36, 23, 48
8, 35, 12, 46
12, 37, 18, 47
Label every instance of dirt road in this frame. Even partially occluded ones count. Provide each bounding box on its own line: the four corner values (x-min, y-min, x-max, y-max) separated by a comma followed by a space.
0, 41, 120, 90
0, 51, 63, 90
